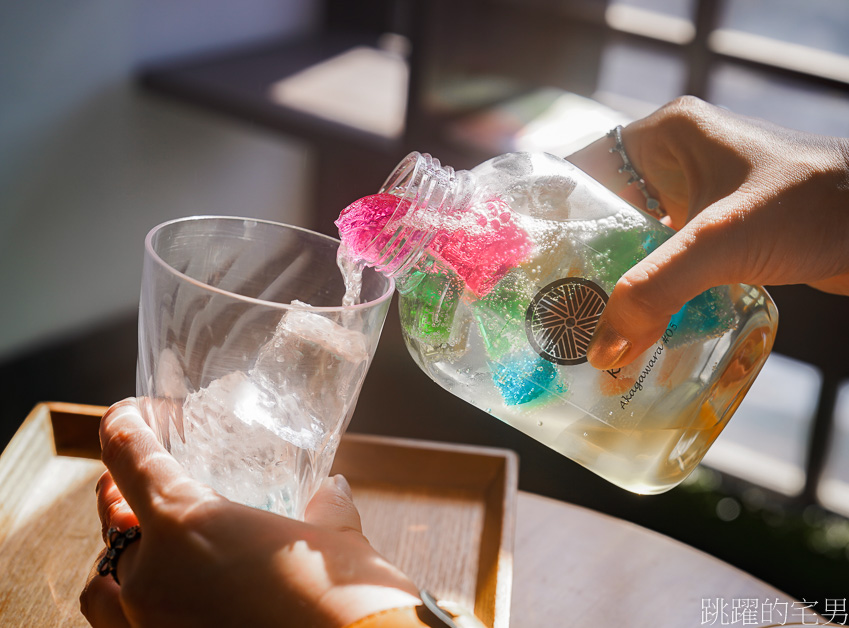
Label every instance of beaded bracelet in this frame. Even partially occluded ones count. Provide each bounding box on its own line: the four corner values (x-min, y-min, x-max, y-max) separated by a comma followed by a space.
607, 125, 664, 218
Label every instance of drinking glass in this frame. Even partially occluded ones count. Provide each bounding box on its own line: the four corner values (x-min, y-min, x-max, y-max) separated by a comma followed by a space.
136, 216, 394, 520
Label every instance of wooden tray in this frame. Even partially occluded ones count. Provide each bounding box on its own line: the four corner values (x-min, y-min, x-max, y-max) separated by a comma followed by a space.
0, 402, 516, 627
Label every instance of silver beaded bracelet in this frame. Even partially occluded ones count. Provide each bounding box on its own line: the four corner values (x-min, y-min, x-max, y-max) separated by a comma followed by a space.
607, 125, 664, 218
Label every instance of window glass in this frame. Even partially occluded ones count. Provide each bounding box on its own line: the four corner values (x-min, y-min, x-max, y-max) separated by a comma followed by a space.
594, 39, 686, 117
707, 63, 849, 137
819, 380, 849, 516
702, 353, 821, 495
609, 0, 694, 21
605, 0, 695, 44
718, 0, 849, 57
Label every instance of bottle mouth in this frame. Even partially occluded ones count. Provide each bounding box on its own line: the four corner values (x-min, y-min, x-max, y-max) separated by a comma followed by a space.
363, 151, 458, 277
380, 151, 426, 194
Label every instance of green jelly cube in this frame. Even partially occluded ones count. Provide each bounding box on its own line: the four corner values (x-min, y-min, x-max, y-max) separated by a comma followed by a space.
585, 227, 666, 289
399, 266, 464, 345
473, 270, 537, 361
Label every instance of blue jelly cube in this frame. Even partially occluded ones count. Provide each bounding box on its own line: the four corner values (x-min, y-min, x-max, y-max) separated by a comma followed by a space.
490, 352, 558, 405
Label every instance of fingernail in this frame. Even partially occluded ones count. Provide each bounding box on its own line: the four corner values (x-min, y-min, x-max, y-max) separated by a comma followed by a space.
103, 397, 137, 420
587, 319, 631, 369
333, 474, 353, 498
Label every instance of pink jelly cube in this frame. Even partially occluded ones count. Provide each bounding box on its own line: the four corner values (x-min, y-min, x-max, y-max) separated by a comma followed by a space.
430, 198, 532, 296
336, 194, 531, 296
335, 193, 409, 258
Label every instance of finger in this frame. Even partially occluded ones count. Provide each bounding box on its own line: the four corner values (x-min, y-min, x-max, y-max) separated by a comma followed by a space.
100, 398, 196, 523
96, 471, 139, 541
92, 474, 143, 599
304, 475, 364, 535
79, 549, 132, 628
586, 203, 745, 369
809, 270, 849, 296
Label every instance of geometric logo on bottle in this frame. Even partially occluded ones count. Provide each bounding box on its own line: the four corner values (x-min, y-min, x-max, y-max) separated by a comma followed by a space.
525, 278, 608, 365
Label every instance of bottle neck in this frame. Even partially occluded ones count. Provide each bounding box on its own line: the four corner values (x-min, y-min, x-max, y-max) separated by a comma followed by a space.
365, 152, 474, 278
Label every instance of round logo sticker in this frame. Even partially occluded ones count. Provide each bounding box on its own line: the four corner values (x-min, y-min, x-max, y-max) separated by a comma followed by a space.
525, 278, 608, 365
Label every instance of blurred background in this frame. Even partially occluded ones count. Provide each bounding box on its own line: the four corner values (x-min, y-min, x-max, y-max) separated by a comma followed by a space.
2, 0, 849, 602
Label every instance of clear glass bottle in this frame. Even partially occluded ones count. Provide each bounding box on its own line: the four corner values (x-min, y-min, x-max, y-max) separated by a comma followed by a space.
338, 151, 778, 494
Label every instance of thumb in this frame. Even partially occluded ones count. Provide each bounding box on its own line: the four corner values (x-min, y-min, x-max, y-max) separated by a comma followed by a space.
586, 206, 742, 370
304, 474, 364, 534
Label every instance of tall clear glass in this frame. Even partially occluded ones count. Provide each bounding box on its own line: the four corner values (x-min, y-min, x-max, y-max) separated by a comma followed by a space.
136, 216, 394, 520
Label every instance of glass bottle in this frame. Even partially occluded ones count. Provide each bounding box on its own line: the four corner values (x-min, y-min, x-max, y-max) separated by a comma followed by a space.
336, 151, 778, 494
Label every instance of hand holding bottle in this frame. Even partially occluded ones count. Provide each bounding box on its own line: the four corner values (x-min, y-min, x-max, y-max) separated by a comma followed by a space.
568, 96, 849, 370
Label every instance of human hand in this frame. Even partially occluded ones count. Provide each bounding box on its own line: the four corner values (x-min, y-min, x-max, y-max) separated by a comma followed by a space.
567, 96, 849, 369
79, 398, 419, 628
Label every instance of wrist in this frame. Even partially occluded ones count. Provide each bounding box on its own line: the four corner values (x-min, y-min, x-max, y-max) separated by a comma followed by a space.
325, 584, 421, 628
342, 592, 486, 628
566, 132, 637, 196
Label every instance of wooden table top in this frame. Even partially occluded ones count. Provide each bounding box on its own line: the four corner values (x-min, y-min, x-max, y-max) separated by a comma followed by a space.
511, 492, 820, 627
0, 402, 821, 627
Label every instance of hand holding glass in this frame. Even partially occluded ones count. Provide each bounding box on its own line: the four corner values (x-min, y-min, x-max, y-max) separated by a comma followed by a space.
136, 217, 393, 519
